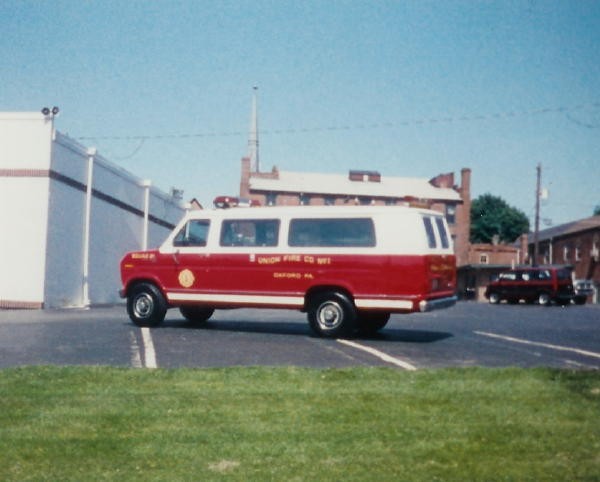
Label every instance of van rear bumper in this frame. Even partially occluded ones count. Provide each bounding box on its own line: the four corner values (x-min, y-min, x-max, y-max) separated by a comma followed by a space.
418, 295, 458, 313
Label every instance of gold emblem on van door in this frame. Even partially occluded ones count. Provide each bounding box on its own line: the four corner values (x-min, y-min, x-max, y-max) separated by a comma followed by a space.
178, 269, 195, 288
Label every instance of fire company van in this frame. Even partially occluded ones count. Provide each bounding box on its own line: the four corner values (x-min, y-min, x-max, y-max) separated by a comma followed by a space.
120, 205, 457, 337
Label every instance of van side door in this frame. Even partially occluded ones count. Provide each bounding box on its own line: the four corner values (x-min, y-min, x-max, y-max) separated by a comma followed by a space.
210, 218, 283, 297
163, 219, 212, 293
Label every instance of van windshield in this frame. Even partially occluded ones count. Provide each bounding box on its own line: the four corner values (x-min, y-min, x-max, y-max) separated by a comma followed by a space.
173, 220, 210, 247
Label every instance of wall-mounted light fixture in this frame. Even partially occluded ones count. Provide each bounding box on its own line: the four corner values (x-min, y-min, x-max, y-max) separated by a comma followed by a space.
41, 106, 60, 117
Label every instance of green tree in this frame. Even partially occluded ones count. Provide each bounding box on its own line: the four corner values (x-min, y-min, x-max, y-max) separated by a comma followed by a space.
470, 193, 530, 244
594, 205, 600, 216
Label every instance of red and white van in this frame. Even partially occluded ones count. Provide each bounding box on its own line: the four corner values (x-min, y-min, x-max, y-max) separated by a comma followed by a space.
120, 205, 457, 337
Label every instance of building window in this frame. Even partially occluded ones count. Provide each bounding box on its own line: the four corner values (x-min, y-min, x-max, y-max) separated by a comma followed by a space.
359, 197, 373, 206
446, 205, 456, 225
480, 254, 489, 264
563, 245, 570, 262
324, 196, 336, 206
299, 193, 311, 205
266, 193, 277, 206
575, 243, 582, 262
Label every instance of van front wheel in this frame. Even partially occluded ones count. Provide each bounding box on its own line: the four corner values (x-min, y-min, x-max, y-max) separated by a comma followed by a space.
127, 283, 167, 327
308, 292, 357, 338
488, 292, 500, 304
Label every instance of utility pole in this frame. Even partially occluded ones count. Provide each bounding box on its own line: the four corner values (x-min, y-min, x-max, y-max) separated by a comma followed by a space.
533, 163, 541, 266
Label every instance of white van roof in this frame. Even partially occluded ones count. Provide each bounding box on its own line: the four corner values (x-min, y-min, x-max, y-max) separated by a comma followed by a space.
184, 204, 445, 220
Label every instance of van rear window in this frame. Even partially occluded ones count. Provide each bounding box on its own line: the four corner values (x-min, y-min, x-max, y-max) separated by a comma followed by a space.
289, 218, 376, 247
435, 217, 450, 248
423, 217, 436, 248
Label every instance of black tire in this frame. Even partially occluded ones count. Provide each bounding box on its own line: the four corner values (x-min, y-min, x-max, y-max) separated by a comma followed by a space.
488, 292, 501, 304
537, 292, 551, 306
357, 312, 390, 336
180, 306, 214, 324
574, 296, 587, 305
127, 283, 168, 327
307, 292, 357, 338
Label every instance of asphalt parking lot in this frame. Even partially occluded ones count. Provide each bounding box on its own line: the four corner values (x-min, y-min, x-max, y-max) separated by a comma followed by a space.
0, 302, 599, 370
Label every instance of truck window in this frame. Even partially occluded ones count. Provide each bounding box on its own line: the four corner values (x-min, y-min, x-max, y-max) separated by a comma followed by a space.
220, 219, 280, 247
435, 217, 450, 249
288, 218, 376, 247
173, 220, 210, 247
422, 217, 436, 248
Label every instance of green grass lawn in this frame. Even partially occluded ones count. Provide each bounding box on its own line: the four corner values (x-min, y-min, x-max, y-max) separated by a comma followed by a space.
1, 366, 599, 481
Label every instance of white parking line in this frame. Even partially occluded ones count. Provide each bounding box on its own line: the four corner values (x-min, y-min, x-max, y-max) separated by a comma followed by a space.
475, 331, 600, 360
141, 327, 158, 369
337, 339, 417, 370
129, 330, 143, 368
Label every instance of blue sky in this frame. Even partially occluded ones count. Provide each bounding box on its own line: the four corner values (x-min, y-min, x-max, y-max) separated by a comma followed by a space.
2, 0, 599, 226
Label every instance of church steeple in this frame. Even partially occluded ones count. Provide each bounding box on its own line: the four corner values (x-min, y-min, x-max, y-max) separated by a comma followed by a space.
248, 86, 260, 173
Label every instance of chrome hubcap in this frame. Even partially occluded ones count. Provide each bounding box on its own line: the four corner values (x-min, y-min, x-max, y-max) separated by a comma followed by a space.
134, 293, 154, 318
318, 301, 343, 329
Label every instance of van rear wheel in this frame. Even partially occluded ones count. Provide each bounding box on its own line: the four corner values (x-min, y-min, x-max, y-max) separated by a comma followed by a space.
538, 292, 551, 306
357, 312, 390, 336
180, 306, 214, 324
308, 292, 357, 338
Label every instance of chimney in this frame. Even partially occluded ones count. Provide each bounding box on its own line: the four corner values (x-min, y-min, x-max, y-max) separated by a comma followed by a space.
349, 170, 381, 182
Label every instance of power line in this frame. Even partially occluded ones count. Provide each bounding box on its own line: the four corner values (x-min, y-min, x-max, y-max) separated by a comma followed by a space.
76, 101, 600, 142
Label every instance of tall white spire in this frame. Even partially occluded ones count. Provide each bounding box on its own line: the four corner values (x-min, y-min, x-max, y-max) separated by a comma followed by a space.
248, 86, 259, 173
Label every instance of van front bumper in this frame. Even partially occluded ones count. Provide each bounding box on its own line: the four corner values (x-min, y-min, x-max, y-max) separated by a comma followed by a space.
418, 295, 458, 313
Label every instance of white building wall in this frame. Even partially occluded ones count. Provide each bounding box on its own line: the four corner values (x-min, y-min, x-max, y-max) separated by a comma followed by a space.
1, 112, 186, 309
0, 177, 50, 307
0, 113, 53, 308
44, 176, 86, 307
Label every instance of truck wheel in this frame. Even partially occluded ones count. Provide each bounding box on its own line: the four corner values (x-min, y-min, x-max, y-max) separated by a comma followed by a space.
180, 306, 214, 324
357, 312, 390, 336
127, 283, 167, 327
308, 292, 357, 338
537, 292, 551, 306
488, 292, 500, 304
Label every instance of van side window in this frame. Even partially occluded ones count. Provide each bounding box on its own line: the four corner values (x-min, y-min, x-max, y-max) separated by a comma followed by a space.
422, 217, 436, 248
220, 219, 279, 247
289, 218, 376, 247
173, 220, 210, 247
435, 217, 450, 249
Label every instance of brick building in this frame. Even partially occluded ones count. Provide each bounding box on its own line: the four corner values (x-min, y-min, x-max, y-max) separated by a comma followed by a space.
239, 156, 472, 266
